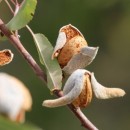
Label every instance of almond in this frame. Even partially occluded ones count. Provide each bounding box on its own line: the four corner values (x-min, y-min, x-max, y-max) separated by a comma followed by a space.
72, 72, 92, 108
58, 36, 87, 67
52, 24, 88, 68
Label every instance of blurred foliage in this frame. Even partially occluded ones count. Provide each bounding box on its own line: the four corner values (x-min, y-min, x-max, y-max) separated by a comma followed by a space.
0, 116, 42, 130
0, 0, 130, 130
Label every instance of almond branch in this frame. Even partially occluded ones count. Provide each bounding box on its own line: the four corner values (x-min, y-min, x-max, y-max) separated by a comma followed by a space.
0, 19, 98, 130
0, 19, 47, 82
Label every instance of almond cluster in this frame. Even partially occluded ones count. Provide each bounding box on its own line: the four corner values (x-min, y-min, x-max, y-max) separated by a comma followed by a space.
43, 24, 125, 109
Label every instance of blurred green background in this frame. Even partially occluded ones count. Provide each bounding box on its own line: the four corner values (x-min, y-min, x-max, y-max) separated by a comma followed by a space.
0, 0, 130, 130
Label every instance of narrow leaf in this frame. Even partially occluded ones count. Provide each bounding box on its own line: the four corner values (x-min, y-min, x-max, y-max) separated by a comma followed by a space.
33, 33, 62, 90
6, 0, 37, 31
47, 71, 55, 90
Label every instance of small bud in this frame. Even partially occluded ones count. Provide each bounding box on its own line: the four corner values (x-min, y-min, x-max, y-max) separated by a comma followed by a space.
0, 49, 14, 66
0, 73, 32, 123
52, 24, 98, 74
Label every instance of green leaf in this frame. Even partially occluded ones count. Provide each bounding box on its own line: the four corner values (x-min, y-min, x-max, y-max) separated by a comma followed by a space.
47, 71, 55, 90
33, 33, 62, 90
0, 116, 42, 130
6, 0, 37, 31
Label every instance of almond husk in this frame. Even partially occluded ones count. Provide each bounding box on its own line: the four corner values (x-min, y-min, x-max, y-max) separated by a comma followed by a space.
53, 24, 88, 68
72, 72, 92, 108
60, 24, 83, 41
0, 49, 13, 66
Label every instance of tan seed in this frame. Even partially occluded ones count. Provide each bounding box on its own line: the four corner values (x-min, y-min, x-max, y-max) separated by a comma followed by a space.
72, 73, 92, 108
58, 36, 87, 67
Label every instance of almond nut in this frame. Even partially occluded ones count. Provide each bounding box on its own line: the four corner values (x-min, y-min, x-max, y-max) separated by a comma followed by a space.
72, 72, 92, 108
58, 35, 87, 67
52, 24, 88, 68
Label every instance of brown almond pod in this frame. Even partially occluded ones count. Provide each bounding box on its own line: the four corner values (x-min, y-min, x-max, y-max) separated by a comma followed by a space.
58, 35, 87, 67
60, 24, 84, 41
72, 72, 92, 108
52, 24, 88, 68
0, 49, 13, 66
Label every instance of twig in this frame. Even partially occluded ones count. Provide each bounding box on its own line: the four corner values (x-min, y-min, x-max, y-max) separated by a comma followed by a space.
15, 0, 18, 4
0, 19, 47, 82
0, 19, 98, 130
14, 2, 19, 15
4, 0, 14, 13
10, 0, 15, 5
53, 90, 98, 130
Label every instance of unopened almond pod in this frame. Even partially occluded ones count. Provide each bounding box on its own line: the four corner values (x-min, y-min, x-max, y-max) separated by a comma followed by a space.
52, 24, 98, 75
